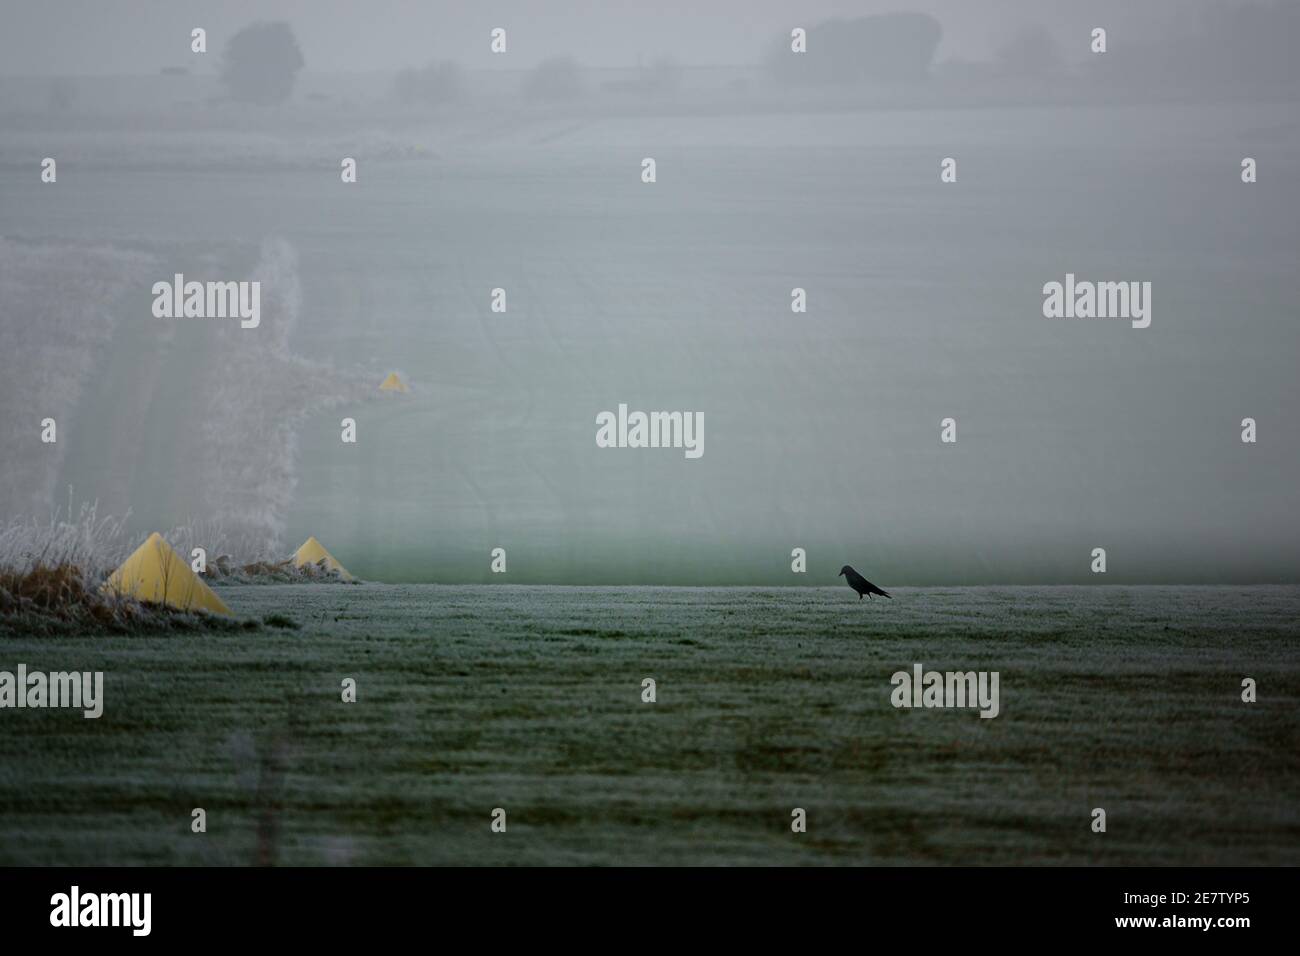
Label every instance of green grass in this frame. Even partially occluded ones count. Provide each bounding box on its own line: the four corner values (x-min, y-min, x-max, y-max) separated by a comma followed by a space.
1, 584, 1297, 865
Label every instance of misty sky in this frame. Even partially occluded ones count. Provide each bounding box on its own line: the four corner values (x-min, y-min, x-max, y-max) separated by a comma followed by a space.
2, 1, 1298, 585
0, 0, 1214, 74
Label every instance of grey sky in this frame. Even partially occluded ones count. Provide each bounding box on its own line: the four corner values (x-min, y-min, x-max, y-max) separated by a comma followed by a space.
1, 0, 1296, 584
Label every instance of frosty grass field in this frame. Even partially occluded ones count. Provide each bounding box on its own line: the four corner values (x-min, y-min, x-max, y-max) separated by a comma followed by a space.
2, 584, 1296, 866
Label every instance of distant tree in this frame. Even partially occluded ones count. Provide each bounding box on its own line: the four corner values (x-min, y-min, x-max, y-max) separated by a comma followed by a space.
766, 13, 942, 86
997, 24, 1062, 78
220, 21, 304, 105
525, 56, 583, 100
395, 61, 463, 106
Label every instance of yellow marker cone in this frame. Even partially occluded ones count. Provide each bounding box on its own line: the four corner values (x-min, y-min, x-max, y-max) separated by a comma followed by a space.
379, 372, 408, 393
102, 532, 232, 615
292, 536, 353, 581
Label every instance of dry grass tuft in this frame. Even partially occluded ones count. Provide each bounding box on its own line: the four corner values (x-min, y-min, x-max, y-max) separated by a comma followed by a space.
0, 502, 340, 634
0, 561, 259, 636
204, 556, 355, 585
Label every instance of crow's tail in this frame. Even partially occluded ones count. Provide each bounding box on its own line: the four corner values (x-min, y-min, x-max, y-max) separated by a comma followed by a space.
879, 589, 892, 599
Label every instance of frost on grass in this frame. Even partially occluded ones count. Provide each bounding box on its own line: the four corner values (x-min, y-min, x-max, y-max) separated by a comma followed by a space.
158, 515, 356, 585
0, 238, 156, 518
1, 235, 371, 562
0, 504, 301, 636
0, 564, 257, 637
184, 238, 371, 556
202, 555, 357, 585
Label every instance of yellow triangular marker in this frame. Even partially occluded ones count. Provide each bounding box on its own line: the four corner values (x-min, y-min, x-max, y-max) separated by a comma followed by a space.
102, 532, 232, 615
292, 536, 353, 581
379, 372, 408, 393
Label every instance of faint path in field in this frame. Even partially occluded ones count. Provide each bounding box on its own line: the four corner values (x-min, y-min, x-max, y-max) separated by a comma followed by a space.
0, 238, 156, 518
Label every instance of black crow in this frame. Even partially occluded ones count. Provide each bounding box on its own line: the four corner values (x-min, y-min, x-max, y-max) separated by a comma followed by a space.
839, 565, 891, 600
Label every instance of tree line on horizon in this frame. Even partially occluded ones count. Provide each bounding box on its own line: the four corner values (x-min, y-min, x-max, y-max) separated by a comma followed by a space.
36, 3, 1300, 112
